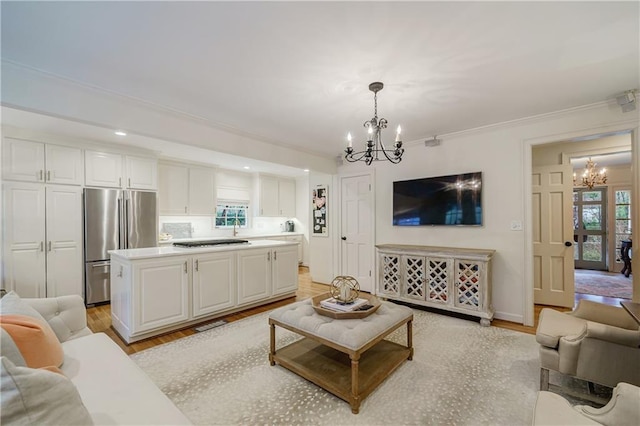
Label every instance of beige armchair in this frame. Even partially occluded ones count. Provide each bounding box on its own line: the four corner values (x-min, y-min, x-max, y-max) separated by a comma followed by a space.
532, 382, 640, 425
536, 300, 640, 394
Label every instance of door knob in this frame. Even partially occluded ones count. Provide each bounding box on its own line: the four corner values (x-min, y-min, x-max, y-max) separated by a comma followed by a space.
564, 241, 573, 247
341, 236, 347, 241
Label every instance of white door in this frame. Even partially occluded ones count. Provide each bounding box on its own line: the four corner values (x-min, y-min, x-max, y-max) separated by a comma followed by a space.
85, 151, 123, 188
192, 252, 235, 317
45, 144, 83, 185
2, 138, 45, 183
158, 163, 189, 215
125, 156, 157, 190
340, 173, 374, 292
272, 244, 299, 295
532, 164, 575, 307
45, 185, 83, 297
2, 182, 47, 297
134, 257, 190, 333
188, 167, 216, 215
237, 248, 271, 304
278, 179, 296, 217
259, 176, 279, 216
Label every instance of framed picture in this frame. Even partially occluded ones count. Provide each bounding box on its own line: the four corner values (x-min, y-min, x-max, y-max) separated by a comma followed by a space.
312, 185, 328, 237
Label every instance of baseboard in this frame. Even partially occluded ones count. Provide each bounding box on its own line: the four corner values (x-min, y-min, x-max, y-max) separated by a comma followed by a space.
494, 311, 524, 324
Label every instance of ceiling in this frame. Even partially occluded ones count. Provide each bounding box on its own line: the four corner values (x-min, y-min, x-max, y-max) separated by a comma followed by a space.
1, 1, 638, 170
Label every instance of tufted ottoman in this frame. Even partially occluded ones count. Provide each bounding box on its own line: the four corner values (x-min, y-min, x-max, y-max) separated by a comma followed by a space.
268, 298, 413, 414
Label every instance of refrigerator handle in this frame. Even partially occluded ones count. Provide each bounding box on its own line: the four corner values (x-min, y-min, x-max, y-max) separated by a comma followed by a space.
125, 197, 130, 249
117, 196, 125, 249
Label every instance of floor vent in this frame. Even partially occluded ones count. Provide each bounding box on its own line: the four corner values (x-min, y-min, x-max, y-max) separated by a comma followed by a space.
195, 320, 228, 332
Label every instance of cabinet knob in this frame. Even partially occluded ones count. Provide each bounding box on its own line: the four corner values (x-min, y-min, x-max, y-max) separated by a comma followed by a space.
47, 171, 51, 181
195, 259, 199, 271
39, 170, 44, 181
48, 241, 52, 252
184, 261, 188, 273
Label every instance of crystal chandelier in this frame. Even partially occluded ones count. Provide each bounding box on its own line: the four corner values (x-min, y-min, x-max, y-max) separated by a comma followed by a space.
573, 157, 607, 189
344, 82, 404, 165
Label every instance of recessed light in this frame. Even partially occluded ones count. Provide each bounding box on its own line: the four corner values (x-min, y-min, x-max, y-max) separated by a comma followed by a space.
303, 169, 309, 172
243, 166, 250, 170
114, 131, 127, 136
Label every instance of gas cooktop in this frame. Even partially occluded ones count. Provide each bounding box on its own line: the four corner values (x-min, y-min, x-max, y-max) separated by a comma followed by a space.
172, 239, 249, 248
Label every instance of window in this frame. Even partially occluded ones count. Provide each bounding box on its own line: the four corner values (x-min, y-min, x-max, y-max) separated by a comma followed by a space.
215, 201, 248, 228
614, 189, 632, 263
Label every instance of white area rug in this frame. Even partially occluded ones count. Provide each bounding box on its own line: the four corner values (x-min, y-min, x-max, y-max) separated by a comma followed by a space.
131, 308, 546, 425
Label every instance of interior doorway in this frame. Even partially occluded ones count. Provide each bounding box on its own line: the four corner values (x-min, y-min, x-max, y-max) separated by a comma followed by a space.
531, 132, 634, 310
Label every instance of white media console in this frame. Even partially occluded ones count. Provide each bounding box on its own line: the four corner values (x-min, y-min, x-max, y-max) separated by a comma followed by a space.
376, 244, 495, 326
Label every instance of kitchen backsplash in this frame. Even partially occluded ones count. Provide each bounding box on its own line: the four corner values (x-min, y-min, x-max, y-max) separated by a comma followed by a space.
159, 215, 299, 239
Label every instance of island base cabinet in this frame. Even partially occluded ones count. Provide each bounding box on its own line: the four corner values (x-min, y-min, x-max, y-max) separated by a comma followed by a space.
237, 248, 271, 306
133, 257, 190, 334
111, 259, 132, 339
192, 252, 236, 318
272, 244, 299, 296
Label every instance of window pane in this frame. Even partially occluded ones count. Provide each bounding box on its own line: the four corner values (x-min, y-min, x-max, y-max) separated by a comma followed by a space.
615, 190, 631, 204
574, 244, 579, 260
582, 191, 601, 202
616, 219, 632, 234
582, 205, 602, 230
573, 206, 579, 230
215, 217, 225, 226
583, 235, 603, 261
573, 192, 578, 202
616, 205, 630, 219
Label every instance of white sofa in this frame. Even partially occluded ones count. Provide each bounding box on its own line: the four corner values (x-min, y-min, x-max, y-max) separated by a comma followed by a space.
2, 294, 191, 425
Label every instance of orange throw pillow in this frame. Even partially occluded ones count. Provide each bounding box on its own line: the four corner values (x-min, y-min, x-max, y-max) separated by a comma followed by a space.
0, 314, 64, 368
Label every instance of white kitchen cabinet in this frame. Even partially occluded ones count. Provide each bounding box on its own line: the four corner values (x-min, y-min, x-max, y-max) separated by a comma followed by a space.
2, 138, 83, 185
192, 251, 236, 317
271, 244, 299, 296
284, 235, 303, 264
257, 175, 296, 217
158, 162, 216, 215
125, 155, 157, 190
2, 182, 83, 298
133, 256, 190, 333
278, 178, 296, 217
377, 244, 494, 326
86, 150, 158, 190
237, 247, 272, 305
85, 150, 123, 188
188, 167, 216, 215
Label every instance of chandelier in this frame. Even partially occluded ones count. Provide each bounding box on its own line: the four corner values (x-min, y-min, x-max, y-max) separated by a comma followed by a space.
573, 157, 607, 189
344, 82, 404, 165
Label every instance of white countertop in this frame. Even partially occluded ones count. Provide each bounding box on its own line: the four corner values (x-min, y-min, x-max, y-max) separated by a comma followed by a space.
110, 239, 297, 260
158, 232, 303, 244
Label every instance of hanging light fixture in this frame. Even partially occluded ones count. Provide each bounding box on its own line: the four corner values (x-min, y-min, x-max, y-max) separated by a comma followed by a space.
344, 82, 404, 165
573, 157, 607, 189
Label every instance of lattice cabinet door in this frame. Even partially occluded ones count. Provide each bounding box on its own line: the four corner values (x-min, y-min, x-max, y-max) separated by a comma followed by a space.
426, 258, 451, 305
379, 254, 401, 296
403, 255, 426, 300
454, 259, 482, 310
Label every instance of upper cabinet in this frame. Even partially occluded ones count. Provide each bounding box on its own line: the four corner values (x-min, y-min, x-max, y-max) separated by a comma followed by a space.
2, 138, 83, 185
258, 174, 296, 217
158, 162, 216, 215
85, 150, 157, 190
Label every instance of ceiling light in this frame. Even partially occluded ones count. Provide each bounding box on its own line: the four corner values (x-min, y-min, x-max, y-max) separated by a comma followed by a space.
114, 131, 127, 136
303, 169, 309, 172
344, 82, 404, 166
573, 158, 607, 189
243, 166, 250, 170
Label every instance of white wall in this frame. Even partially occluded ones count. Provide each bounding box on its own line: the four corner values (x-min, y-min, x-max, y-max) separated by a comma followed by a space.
336, 101, 639, 324
307, 171, 337, 284
295, 175, 310, 266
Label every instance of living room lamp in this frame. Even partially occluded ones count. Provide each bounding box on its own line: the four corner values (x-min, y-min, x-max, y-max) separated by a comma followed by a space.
573, 157, 607, 189
344, 82, 404, 165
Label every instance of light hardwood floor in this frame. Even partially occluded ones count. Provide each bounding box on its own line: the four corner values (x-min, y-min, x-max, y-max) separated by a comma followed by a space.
86, 266, 581, 355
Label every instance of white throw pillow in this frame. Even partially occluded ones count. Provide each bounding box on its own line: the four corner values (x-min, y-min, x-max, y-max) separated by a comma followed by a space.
0, 356, 94, 425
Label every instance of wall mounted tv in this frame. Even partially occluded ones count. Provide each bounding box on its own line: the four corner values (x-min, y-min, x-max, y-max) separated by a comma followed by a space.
393, 172, 482, 226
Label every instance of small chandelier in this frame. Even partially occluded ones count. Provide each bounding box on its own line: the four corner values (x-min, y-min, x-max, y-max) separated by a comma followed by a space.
573, 157, 607, 189
344, 82, 404, 165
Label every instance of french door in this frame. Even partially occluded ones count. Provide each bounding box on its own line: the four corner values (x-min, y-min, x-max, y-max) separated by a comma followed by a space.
573, 188, 607, 270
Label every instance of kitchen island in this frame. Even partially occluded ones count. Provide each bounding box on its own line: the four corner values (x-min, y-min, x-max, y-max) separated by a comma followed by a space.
110, 239, 299, 344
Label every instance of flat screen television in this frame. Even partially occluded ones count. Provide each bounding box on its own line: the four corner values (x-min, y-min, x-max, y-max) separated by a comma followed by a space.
393, 172, 482, 226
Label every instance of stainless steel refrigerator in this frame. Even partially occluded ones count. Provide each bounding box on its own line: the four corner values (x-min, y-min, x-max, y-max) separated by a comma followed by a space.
84, 188, 157, 305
